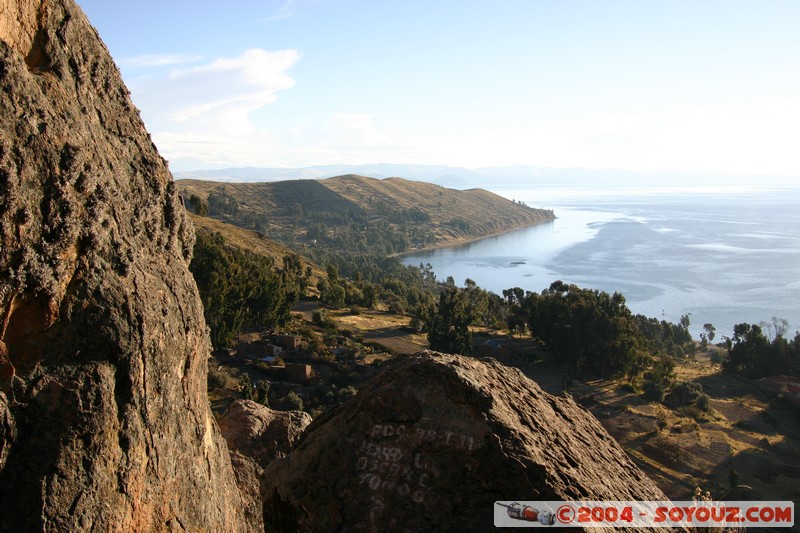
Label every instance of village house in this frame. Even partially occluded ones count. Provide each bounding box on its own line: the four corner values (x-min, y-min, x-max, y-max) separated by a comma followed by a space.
275, 334, 303, 351
286, 363, 313, 384
264, 344, 283, 357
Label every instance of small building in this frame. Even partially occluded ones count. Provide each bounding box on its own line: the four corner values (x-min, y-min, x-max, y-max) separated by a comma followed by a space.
276, 334, 303, 351
264, 344, 283, 357
286, 363, 313, 384
476, 339, 515, 360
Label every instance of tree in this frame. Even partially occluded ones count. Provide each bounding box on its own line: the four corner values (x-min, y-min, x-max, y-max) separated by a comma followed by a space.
760, 316, 789, 341
188, 194, 208, 216
635, 314, 694, 357
724, 323, 770, 377
321, 282, 346, 309
700, 323, 716, 350
462, 279, 489, 326
703, 323, 716, 343
426, 288, 475, 355
502, 287, 528, 337
724, 321, 799, 378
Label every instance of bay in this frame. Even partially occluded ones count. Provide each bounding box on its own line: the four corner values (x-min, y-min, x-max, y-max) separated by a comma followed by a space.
402, 186, 800, 339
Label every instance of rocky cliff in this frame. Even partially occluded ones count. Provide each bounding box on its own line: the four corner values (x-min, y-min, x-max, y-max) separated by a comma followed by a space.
0, 0, 249, 530
261, 352, 673, 532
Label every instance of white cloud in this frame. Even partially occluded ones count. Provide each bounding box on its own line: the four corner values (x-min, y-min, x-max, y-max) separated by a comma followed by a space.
127, 48, 301, 169
126, 49, 426, 170
263, 0, 298, 21
164, 49, 299, 122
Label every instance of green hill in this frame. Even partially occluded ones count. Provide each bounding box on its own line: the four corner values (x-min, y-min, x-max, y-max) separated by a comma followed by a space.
177, 175, 554, 253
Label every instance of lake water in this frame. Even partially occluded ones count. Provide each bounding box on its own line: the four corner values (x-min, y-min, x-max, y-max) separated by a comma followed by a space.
402, 186, 800, 339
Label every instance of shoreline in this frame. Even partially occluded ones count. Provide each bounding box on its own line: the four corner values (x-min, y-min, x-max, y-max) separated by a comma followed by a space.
395, 214, 557, 258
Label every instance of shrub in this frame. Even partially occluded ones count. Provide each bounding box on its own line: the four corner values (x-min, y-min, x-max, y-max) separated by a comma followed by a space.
643, 379, 666, 402
312, 310, 337, 330
208, 366, 232, 390
696, 393, 710, 411
337, 386, 358, 402
284, 390, 304, 411
255, 380, 270, 406
672, 381, 703, 407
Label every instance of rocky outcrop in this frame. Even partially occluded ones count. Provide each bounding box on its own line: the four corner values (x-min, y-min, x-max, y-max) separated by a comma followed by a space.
0, 1, 249, 530
219, 400, 313, 530
220, 400, 312, 467
262, 352, 672, 532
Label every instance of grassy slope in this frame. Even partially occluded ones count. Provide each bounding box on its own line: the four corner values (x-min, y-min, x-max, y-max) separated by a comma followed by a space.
528, 353, 800, 504
189, 213, 326, 288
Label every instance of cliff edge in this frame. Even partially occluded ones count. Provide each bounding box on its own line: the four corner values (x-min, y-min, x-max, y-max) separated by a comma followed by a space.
0, 0, 249, 530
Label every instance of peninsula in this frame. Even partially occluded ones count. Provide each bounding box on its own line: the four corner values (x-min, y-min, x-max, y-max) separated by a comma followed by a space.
176, 174, 555, 255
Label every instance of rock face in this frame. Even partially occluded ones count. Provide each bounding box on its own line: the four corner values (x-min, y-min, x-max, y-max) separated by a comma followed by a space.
0, 1, 249, 530
220, 400, 312, 467
262, 352, 672, 532
219, 400, 313, 530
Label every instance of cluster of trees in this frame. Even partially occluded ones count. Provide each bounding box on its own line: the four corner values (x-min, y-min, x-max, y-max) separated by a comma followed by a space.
723, 319, 800, 378
445, 218, 471, 233
301, 219, 433, 256
422, 280, 498, 355
634, 314, 695, 357
316, 262, 438, 316
501, 282, 647, 378
189, 231, 310, 349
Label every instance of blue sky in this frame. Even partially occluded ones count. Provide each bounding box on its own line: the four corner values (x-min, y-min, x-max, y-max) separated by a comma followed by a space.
77, 1, 800, 176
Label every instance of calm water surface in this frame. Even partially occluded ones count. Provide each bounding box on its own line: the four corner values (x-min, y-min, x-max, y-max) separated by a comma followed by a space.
403, 187, 800, 338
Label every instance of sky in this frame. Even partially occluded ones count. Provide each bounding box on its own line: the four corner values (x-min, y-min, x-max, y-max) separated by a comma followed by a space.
76, 0, 800, 176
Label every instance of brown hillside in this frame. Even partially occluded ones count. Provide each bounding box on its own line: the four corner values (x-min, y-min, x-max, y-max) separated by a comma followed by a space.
177, 175, 554, 250
189, 213, 325, 287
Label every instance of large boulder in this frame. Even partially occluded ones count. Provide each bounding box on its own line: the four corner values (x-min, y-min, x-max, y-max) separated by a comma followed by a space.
0, 1, 249, 530
219, 400, 312, 530
220, 400, 312, 467
262, 352, 672, 532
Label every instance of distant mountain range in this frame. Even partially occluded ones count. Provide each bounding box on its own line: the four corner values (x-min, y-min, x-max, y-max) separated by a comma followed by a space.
174, 164, 800, 191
